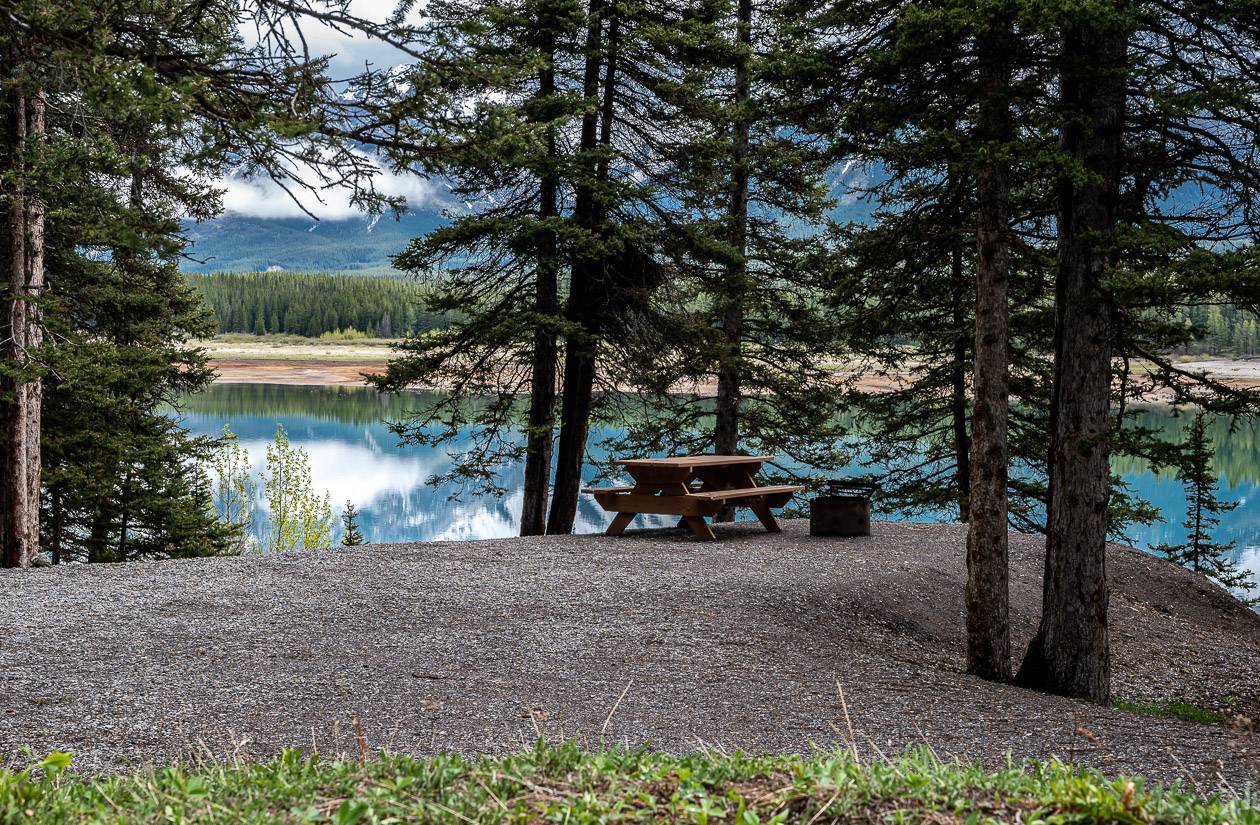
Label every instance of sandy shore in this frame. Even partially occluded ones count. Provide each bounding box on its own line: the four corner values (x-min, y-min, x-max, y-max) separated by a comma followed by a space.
208, 358, 388, 385
203, 339, 393, 386
203, 338, 1260, 396
201, 338, 904, 392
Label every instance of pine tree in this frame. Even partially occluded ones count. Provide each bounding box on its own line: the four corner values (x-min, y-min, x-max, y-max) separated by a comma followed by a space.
965, 3, 1017, 683
363, 0, 588, 520
778, 0, 1051, 680
784, 0, 1260, 701
364, 0, 728, 534
1, 82, 45, 569
340, 500, 365, 546
191, 273, 431, 337
597, 0, 851, 504
1154, 413, 1257, 604
2, 0, 392, 567
1011, 0, 1260, 703
1017, 9, 1126, 704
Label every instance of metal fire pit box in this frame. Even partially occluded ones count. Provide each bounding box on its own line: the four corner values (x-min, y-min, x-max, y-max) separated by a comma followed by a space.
810, 480, 877, 537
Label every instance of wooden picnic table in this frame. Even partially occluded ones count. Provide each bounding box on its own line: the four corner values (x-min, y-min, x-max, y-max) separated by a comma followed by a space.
582, 454, 804, 541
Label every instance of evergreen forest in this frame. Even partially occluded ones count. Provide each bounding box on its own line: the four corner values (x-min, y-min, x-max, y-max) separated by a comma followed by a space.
189, 272, 447, 338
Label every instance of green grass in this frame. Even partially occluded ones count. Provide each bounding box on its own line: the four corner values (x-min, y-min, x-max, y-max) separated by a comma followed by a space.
1114, 698, 1228, 725
206, 333, 394, 347
1, 743, 1255, 824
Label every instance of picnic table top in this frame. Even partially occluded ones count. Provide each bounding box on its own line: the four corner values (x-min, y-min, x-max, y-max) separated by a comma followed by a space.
613, 454, 773, 469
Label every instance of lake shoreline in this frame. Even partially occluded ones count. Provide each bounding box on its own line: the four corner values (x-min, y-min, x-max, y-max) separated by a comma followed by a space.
203, 337, 1260, 398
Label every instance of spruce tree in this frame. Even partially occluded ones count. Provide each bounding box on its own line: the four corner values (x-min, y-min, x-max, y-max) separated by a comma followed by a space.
779, 0, 1052, 680
364, 0, 588, 519
1018, 7, 1127, 704
1, 80, 45, 569
341, 500, 365, 546
1154, 412, 1256, 604
1019, 0, 1260, 703
364, 0, 728, 533
966, 4, 1017, 683
2, 0, 392, 566
785, 0, 1260, 701
569, 0, 851, 507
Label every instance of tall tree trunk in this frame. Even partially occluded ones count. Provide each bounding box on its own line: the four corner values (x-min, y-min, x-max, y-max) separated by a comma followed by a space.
25, 94, 43, 558
949, 244, 971, 520
1016, 17, 1126, 704
3, 89, 44, 570
519, 49, 561, 537
713, 0, 752, 462
50, 488, 63, 565
547, 0, 612, 534
712, 0, 752, 524
966, 19, 1014, 682
87, 511, 110, 564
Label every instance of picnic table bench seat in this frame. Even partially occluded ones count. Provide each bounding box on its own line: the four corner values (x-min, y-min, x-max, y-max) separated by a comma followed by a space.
689, 484, 802, 503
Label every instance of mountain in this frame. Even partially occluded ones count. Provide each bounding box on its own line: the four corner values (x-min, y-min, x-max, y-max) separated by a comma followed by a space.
181, 164, 878, 275
181, 211, 447, 273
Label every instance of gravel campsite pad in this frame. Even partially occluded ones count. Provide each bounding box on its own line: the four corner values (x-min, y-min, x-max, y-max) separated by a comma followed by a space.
2, 520, 1258, 788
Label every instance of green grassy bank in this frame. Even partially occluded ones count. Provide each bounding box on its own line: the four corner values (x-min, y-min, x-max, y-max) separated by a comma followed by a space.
1, 744, 1255, 824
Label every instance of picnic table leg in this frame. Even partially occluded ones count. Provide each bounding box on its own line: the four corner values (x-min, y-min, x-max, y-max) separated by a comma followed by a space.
606, 512, 635, 535
606, 479, 677, 536
683, 515, 717, 541
749, 498, 782, 533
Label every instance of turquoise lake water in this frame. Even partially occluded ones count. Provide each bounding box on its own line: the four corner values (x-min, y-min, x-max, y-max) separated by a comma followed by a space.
177, 382, 1259, 593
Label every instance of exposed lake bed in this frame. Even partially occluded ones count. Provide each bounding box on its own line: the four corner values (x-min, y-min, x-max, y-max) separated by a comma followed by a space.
203, 337, 1260, 398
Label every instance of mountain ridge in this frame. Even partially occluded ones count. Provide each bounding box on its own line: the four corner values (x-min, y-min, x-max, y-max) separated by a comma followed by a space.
181, 211, 445, 273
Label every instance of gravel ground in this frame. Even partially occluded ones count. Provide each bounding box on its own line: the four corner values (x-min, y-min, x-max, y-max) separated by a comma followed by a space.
2, 520, 1259, 789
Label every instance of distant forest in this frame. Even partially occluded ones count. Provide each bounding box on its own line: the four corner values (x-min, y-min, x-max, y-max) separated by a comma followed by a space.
189, 271, 1260, 355
1177, 305, 1260, 357
189, 272, 448, 338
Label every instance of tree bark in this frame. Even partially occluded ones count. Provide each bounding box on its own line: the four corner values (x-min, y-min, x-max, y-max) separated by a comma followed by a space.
546, 0, 612, 534
25, 93, 43, 558
3, 89, 44, 570
87, 512, 110, 564
949, 244, 971, 520
1016, 17, 1126, 704
519, 48, 561, 537
50, 488, 63, 565
966, 19, 1014, 682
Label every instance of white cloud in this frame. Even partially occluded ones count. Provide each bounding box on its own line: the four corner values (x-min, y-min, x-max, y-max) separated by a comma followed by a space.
242, 437, 431, 511
223, 3, 438, 221
220, 150, 442, 220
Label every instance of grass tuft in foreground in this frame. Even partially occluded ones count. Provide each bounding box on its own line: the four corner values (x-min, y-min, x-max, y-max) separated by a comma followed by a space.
1114, 698, 1228, 725
1, 743, 1255, 824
